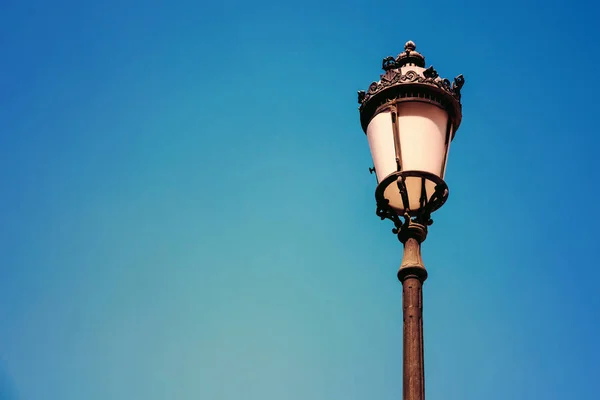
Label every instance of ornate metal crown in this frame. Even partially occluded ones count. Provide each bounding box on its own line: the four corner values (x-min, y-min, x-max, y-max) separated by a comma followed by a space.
358, 41, 464, 133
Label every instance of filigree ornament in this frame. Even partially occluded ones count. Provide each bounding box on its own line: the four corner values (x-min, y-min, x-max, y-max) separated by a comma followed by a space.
375, 182, 449, 242
357, 90, 366, 104
382, 56, 397, 71
358, 69, 463, 107
452, 74, 465, 98
423, 66, 438, 79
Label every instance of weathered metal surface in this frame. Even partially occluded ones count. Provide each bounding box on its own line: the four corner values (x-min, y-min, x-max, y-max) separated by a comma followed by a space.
398, 225, 428, 400
357, 41, 464, 133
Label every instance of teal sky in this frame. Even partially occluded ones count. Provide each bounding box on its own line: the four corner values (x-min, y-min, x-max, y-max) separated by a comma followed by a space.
1, 1, 599, 399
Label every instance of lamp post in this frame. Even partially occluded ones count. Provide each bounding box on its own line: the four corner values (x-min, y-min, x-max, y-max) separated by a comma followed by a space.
357, 41, 464, 400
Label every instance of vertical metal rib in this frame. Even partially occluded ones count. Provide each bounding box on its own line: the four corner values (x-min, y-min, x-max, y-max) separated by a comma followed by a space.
397, 177, 410, 213
391, 105, 403, 171
392, 104, 410, 212
440, 119, 453, 178
419, 177, 428, 209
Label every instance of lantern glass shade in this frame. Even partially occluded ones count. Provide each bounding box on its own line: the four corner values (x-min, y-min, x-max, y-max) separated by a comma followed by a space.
367, 101, 452, 214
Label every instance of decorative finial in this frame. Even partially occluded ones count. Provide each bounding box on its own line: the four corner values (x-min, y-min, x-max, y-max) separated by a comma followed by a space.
396, 40, 425, 68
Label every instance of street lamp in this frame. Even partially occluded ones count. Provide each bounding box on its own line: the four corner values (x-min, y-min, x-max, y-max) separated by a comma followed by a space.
357, 41, 464, 400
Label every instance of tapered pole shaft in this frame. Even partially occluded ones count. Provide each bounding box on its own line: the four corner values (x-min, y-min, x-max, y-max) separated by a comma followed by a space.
398, 230, 428, 400
402, 273, 425, 400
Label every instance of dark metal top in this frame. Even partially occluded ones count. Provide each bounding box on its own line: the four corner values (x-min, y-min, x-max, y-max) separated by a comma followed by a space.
395, 40, 426, 68
357, 41, 464, 134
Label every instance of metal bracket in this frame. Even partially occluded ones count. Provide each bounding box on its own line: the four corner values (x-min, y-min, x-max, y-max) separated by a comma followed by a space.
374, 172, 448, 243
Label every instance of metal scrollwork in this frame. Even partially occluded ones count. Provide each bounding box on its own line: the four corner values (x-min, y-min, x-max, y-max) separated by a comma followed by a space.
368, 81, 379, 94
376, 201, 431, 242
403, 70, 419, 81
439, 78, 451, 91
374, 172, 448, 242
376, 199, 403, 232
452, 74, 465, 98
359, 69, 464, 108
380, 69, 396, 83
382, 56, 397, 71
357, 90, 366, 104
423, 66, 438, 79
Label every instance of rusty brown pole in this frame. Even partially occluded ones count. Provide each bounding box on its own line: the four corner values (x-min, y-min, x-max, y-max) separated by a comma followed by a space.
397, 222, 428, 400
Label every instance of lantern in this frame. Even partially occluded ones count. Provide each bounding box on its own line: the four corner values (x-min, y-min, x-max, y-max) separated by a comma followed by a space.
358, 41, 464, 222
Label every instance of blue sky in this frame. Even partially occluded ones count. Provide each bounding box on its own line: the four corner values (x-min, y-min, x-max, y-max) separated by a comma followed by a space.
1, 0, 599, 399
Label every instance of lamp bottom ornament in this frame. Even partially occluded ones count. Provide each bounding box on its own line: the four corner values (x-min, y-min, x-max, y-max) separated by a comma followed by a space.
375, 170, 448, 243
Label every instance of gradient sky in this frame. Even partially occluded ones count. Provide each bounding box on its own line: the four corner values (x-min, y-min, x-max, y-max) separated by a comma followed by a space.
1, 1, 599, 399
